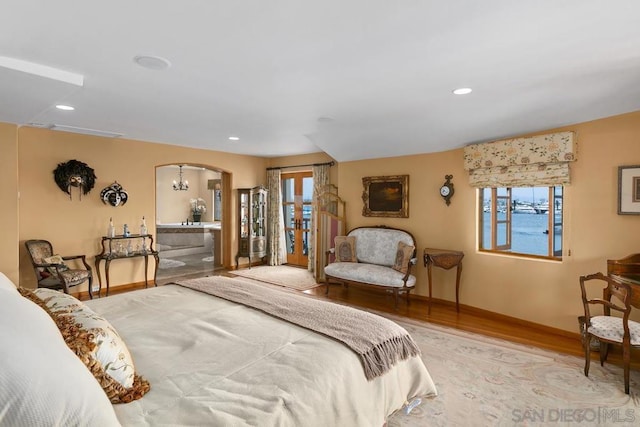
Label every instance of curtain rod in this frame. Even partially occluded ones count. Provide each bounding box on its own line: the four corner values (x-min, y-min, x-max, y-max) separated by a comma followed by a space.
266, 161, 335, 171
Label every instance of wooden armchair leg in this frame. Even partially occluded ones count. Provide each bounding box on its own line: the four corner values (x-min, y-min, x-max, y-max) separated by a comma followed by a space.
623, 346, 631, 394
599, 342, 609, 366
87, 275, 94, 300
583, 335, 591, 377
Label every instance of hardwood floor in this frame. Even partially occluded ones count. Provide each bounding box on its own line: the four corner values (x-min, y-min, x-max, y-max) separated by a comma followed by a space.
307, 283, 640, 369
307, 284, 583, 356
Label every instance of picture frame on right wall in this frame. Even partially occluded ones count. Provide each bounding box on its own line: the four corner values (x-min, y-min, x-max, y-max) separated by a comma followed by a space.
618, 165, 640, 215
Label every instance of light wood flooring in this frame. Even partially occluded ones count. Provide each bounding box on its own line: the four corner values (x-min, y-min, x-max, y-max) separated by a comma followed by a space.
307, 284, 584, 357
307, 282, 640, 370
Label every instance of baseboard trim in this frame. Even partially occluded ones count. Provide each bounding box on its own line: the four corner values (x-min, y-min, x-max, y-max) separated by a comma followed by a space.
72, 281, 151, 300
410, 293, 581, 341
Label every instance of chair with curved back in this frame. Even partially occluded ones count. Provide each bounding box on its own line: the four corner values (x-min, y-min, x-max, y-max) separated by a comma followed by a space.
25, 239, 94, 299
579, 272, 640, 394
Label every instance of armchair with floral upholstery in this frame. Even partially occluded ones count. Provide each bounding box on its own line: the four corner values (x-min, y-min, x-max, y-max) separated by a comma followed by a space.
25, 239, 94, 299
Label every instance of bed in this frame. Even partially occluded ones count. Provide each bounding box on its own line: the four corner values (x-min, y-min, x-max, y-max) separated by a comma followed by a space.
0, 273, 437, 426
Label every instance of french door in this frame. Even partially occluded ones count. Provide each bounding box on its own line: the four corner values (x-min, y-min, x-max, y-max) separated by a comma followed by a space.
282, 172, 313, 266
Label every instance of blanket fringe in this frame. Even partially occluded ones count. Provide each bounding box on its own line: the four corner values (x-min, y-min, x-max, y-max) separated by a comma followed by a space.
361, 335, 421, 381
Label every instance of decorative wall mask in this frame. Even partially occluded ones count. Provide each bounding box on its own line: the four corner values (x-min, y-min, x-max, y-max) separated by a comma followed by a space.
100, 181, 129, 207
53, 159, 97, 200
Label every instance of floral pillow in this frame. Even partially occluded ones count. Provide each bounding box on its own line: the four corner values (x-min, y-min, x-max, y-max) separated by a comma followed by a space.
43, 254, 69, 275
20, 288, 150, 403
393, 241, 415, 274
334, 236, 357, 262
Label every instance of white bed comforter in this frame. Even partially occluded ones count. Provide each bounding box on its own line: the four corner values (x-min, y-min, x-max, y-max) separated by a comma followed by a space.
85, 284, 437, 426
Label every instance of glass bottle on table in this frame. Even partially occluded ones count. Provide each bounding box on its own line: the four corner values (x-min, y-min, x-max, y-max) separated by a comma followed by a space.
108, 217, 115, 238
140, 216, 147, 235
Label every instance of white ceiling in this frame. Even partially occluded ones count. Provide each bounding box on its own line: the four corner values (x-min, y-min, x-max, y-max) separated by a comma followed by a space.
2, 1, 640, 162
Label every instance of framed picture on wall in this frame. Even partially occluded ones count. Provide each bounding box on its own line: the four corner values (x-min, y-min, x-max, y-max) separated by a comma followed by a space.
362, 175, 409, 218
618, 165, 640, 214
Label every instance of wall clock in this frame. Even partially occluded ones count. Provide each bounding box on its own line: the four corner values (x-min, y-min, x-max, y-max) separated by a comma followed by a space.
440, 174, 454, 206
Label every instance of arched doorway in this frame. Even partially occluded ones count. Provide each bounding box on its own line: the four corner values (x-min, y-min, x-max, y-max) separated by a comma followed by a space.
154, 164, 230, 280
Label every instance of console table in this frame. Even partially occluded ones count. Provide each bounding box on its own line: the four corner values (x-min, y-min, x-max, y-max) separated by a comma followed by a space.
95, 234, 160, 296
423, 248, 464, 314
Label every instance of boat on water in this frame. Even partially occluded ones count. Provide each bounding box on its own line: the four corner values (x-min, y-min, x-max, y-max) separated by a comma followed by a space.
534, 202, 549, 214
512, 204, 537, 214
483, 205, 508, 213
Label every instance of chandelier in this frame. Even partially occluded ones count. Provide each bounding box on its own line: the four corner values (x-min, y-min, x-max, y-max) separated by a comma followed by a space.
172, 165, 189, 191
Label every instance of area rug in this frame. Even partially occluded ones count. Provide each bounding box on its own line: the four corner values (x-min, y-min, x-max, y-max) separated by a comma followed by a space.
230, 265, 321, 291
385, 315, 640, 426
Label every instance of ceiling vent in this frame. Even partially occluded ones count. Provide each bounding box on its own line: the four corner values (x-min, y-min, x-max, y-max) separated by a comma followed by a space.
48, 124, 123, 138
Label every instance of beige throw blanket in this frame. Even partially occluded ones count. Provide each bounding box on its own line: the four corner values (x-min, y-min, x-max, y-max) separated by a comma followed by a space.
174, 276, 421, 380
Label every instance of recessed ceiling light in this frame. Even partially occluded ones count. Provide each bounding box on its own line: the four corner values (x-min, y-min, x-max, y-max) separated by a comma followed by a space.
55, 104, 75, 111
228, 136, 240, 141
133, 55, 171, 71
453, 88, 472, 95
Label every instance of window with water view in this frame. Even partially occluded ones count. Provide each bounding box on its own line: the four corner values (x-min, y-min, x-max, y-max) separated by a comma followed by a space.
480, 186, 563, 259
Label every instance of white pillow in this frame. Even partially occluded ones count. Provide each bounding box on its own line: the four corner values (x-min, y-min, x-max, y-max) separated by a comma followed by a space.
0, 272, 17, 292
32, 288, 150, 403
0, 288, 121, 426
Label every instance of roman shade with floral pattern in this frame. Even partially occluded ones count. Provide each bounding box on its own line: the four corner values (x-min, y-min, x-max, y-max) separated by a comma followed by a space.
463, 131, 576, 188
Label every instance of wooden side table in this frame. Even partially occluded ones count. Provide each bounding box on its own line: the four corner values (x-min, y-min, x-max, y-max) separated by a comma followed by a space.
95, 234, 159, 297
423, 248, 464, 314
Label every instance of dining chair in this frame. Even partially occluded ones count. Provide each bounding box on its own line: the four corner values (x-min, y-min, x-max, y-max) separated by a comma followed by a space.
579, 272, 640, 394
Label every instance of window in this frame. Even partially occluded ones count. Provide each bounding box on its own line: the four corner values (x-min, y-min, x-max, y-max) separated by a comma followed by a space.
480, 186, 563, 259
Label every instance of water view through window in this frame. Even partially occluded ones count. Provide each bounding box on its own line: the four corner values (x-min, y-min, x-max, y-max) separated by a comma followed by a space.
481, 186, 563, 258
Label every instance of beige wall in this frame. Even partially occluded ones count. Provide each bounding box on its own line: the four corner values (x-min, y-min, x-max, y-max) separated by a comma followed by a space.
4, 111, 640, 332
16, 126, 267, 291
336, 111, 640, 332
0, 123, 18, 283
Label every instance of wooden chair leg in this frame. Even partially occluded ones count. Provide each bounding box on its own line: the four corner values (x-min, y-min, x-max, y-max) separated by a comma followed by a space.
599, 342, 609, 366
87, 275, 94, 300
584, 335, 591, 377
623, 344, 631, 394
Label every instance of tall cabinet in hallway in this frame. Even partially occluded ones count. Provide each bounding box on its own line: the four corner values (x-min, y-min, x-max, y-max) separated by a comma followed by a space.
235, 186, 267, 269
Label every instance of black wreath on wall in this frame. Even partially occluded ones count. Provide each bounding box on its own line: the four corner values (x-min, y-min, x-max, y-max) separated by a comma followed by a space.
53, 159, 97, 200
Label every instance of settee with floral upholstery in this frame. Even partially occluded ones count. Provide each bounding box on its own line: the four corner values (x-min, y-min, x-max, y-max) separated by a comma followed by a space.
324, 225, 417, 307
